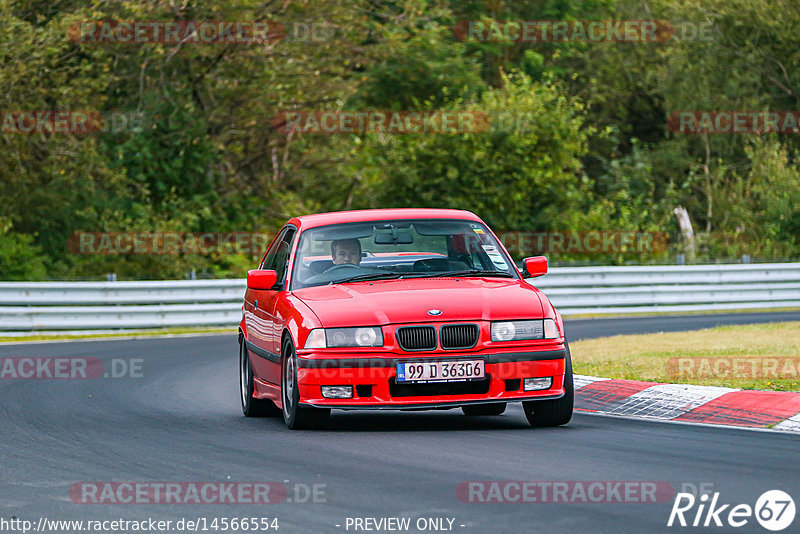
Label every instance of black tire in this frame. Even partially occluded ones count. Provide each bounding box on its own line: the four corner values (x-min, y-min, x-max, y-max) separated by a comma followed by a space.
281, 337, 330, 430
523, 342, 574, 427
240, 339, 281, 417
461, 403, 507, 416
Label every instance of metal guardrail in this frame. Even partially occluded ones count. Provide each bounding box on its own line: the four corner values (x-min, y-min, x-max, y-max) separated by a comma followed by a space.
533, 263, 800, 315
1, 263, 799, 330
0, 280, 246, 330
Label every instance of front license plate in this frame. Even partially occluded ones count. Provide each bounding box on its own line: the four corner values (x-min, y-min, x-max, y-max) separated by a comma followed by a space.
396, 359, 485, 383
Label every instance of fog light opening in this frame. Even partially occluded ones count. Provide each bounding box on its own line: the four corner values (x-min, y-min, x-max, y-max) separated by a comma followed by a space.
321, 385, 353, 399
523, 377, 552, 391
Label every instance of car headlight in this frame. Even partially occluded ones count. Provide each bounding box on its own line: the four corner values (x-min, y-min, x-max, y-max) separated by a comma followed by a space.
304, 327, 383, 348
491, 319, 560, 341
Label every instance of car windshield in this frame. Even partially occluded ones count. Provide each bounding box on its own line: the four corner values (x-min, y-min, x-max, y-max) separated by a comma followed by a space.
290, 219, 519, 289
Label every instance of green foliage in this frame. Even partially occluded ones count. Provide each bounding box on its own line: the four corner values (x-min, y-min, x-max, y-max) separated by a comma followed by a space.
1, 0, 799, 280
0, 219, 46, 280
361, 72, 590, 231
350, 28, 485, 109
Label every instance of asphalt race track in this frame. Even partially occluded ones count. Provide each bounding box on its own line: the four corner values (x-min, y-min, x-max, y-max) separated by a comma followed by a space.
2, 313, 799, 533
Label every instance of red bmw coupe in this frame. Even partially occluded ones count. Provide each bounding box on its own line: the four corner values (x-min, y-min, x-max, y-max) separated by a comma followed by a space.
239, 209, 573, 429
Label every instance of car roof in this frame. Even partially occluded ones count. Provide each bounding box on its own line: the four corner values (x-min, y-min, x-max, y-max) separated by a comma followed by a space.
287, 208, 483, 230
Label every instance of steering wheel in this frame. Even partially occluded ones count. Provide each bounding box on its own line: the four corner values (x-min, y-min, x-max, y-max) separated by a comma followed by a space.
325, 263, 360, 272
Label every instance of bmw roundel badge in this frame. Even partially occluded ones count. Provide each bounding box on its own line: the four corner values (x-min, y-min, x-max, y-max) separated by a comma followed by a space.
427, 309, 442, 316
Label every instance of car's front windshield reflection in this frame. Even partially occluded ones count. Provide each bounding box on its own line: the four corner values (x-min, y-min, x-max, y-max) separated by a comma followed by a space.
291, 219, 518, 289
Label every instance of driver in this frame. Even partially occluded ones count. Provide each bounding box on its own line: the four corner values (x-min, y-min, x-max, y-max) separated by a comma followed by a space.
330, 238, 362, 266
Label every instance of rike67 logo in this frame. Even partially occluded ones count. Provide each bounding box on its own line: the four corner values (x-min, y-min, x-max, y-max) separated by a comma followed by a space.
668, 490, 795, 531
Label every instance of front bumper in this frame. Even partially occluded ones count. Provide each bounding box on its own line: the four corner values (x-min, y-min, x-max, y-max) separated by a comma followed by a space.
296, 348, 567, 408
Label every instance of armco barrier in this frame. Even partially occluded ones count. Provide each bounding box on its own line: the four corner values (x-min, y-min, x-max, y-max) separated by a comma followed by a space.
0, 280, 245, 330
1, 263, 799, 330
533, 263, 800, 315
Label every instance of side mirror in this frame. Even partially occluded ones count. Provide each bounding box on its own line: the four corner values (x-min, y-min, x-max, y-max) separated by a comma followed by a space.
522, 256, 548, 278
247, 269, 278, 290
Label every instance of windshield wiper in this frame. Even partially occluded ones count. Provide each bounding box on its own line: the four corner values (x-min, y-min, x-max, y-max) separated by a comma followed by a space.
424, 269, 515, 278
330, 272, 405, 284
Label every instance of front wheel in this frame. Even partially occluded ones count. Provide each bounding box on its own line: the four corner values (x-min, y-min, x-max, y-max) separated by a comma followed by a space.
240, 340, 281, 417
523, 342, 574, 427
281, 337, 330, 430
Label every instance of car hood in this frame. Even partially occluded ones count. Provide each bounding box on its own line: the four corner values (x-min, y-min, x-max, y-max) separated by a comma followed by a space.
292, 277, 544, 327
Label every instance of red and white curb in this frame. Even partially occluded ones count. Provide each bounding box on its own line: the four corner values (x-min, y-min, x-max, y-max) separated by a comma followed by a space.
574, 375, 800, 432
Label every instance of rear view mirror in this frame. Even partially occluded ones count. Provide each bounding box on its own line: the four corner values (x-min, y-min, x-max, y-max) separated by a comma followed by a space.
374, 229, 414, 245
247, 269, 278, 290
522, 256, 548, 278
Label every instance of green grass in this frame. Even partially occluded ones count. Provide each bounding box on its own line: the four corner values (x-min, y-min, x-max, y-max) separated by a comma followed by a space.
570, 322, 800, 391
563, 306, 800, 319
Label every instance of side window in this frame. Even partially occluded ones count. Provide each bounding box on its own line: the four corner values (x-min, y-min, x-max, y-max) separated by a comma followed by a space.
259, 229, 287, 270
264, 228, 296, 286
